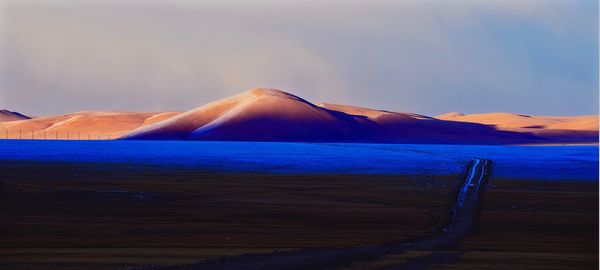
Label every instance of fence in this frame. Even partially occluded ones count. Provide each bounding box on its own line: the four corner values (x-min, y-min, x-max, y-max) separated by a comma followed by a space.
2, 130, 112, 140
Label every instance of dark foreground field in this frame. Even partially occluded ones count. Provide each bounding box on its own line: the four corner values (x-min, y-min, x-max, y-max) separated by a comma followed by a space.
0, 161, 597, 269
454, 179, 599, 269
0, 162, 457, 270
342, 179, 599, 270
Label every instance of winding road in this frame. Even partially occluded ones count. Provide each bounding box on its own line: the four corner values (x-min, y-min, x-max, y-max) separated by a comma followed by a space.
404, 158, 489, 250
167, 159, 491, 270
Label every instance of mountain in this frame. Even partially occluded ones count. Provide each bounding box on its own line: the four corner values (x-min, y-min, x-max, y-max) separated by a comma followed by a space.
0, 111, 179, 139
436, 112, 599, 144
0, 109, 31, 122
121, 88, 380, 142
122, 88, 593, 144
3, 89, 596, 144
435, 112, 598, 131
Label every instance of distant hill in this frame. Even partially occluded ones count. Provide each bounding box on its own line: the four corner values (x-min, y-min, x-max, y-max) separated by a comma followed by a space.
436, 112, 599, 144
0, 109, 31, 122
121, 88, 597, 144
435, 112, 598, 131
121, 88, 380, 142
0, 111, 179, 139
2, 89, 596, 144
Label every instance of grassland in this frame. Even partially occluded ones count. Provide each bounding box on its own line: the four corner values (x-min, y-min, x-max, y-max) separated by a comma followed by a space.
0, 160, 597, 269
0, 161, 460, 270
340, 179, 599, 270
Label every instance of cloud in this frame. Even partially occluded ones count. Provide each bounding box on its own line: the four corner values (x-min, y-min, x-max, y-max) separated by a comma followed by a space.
0, 0, 597, 116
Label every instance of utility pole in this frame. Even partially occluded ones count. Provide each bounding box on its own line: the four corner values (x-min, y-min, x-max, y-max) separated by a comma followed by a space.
31, 131, 34, 140
19, 130, 21, 140
44, 131, 47, 140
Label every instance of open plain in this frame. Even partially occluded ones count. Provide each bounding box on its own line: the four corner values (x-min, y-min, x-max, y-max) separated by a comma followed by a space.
0, 142, 597, 270
0, 161, 460, 270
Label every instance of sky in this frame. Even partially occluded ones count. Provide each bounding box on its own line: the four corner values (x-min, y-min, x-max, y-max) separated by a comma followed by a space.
0, 0, 598, 116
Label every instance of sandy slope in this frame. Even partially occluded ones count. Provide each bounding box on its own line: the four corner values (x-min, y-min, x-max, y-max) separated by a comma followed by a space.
436, 112, 599, 143
122, 88, 571, 144
122, 88, 378, 141
0, 111, 179, 139
436, 112, 598, 131
2, 89, 596, 144
0, 109, 31, 122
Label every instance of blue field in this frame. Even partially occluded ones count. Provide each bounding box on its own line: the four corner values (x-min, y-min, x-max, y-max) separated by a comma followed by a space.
0, 140, 597, 181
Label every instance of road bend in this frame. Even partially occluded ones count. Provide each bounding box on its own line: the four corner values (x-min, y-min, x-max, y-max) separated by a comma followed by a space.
403, 158, 490, 250
164, 159, 491, 270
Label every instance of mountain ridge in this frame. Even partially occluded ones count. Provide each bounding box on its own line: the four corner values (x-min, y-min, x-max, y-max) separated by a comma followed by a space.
2, 88, 597, 144
0, 109, 31, 122
120, 88, 597, 144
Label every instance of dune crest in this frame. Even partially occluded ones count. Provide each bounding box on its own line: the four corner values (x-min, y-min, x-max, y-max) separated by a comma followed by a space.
2, 89, 597, 144
0, 111, 179, 139
123, 88, 377, 141
436, 112, 598, 130
121, 88, 597, 144
0, 109, 31, 122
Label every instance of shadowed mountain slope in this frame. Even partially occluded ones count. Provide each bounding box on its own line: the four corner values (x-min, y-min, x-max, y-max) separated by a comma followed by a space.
122, 88, 586, 144
436, 112, 599, 144
0, 109, 31, 122
122, 89, 380, 142
3, 89, 596, 144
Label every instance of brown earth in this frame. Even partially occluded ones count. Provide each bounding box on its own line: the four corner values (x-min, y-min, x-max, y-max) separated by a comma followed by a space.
0, 161, 596, 270
341, 179, 599, 270
449, 179, 599, 269
0, 161, 460, 270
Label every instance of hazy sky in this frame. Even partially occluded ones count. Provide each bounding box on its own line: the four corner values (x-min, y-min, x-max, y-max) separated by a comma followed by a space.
0, 0, 598, 116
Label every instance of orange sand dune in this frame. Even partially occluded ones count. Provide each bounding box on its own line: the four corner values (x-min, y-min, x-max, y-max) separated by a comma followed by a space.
2, 89, 597, 144
436, 112, 598, 143
123, 88, 587, 144
123, 88, 379, 141
0, 111, 179, 140
319, 103, 432, 121
436, 112, 598, 131
316, 103, 548, 144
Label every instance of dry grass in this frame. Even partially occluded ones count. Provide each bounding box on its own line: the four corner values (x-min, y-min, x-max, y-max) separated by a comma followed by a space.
0, 161, 459, 269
